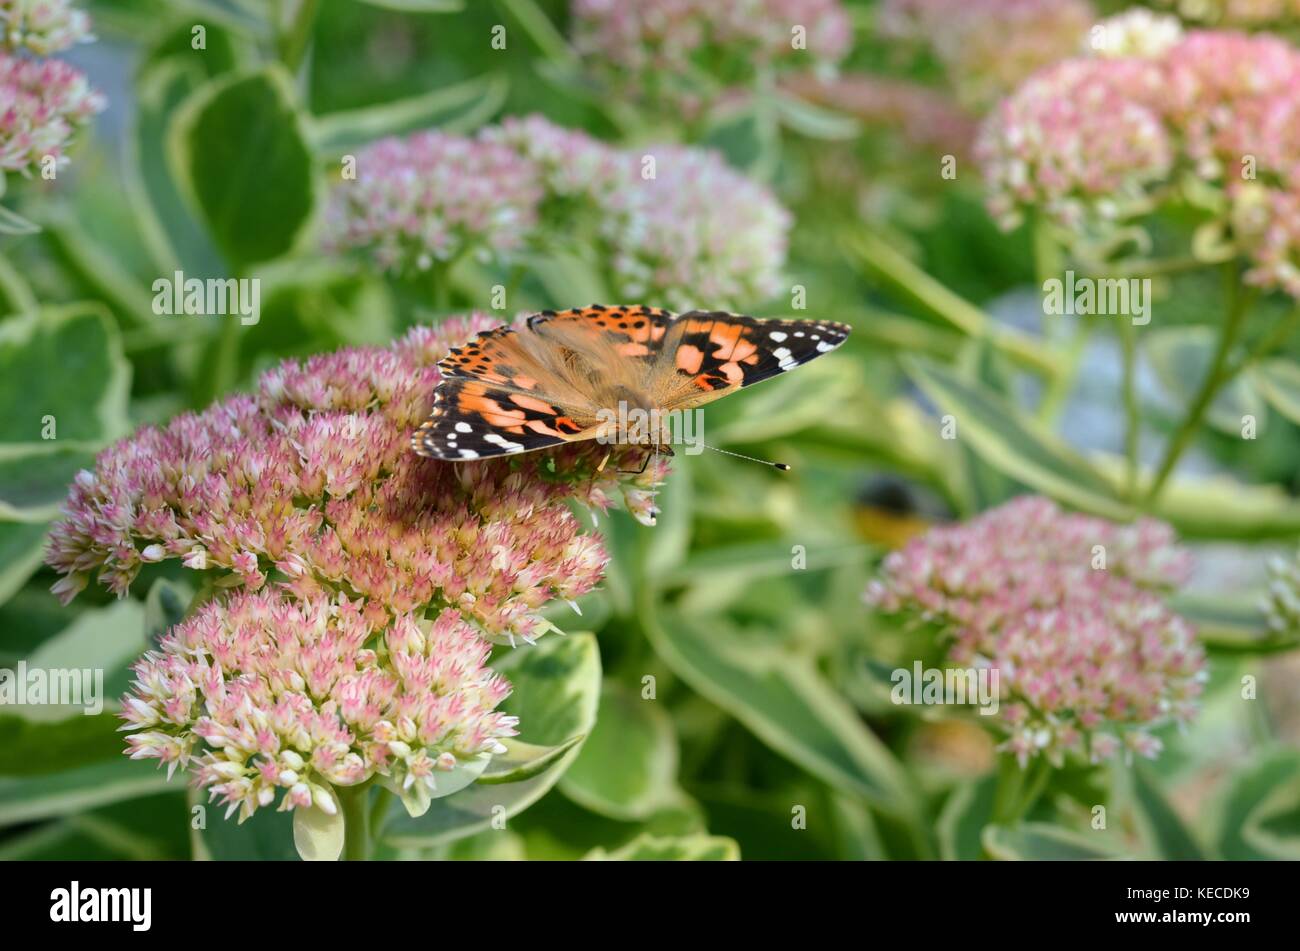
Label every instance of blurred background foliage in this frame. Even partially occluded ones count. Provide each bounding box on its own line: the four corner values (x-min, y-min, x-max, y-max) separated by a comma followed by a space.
1, 0, 1299, 861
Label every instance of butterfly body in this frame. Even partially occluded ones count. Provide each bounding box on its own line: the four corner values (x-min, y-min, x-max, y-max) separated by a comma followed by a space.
412, 305, 850, 461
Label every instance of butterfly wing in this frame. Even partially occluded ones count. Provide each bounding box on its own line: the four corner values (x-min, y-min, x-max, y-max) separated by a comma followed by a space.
411, 306, 851, 461
412, 305, 676, 461
651, 311, 851, 410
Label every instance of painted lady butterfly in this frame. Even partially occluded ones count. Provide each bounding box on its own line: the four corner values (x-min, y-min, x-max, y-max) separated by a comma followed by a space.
411, 305, 850, 464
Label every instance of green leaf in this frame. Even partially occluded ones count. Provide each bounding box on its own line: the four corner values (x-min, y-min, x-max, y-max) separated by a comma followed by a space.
293, 803, 345, 862
194, 790, 299, 861
381, 632, 601, 847
379, 752, 490, 818
0, 759, 173, 827
772, 92, 859, 140
0, 303, 130, 445
583, 833, 740, 861
1242, 773, 1300, 859
144, 577, 195, 648
647, 612, 914, 816
0, 444, 98, 522
0, 711, 123, 776
168, 67, 317, 270
478, 734, 583, 785
936, 774, 997, 860
358, 0, 465, 10
1172, 593, 1297, 653
1147, 326, 1264, 434
660, 539, 868, 590
561, 682, 681, 821
1131, 763, 1206, 860
904, 357, 1129, 520
24, 598, 147, 718
0, 205, 40, 235
982, 822, 1121, 860
1210, 748, 1300, 860
1250, 357, 1300, 426
310, 74, 508, 154
0, 520, 51, 606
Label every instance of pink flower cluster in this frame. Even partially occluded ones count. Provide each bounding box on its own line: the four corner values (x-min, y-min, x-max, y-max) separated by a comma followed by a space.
979, 29, 1300, 297
0, 52, 103, 175
866, 496, 1206, 766
328, 115, 791, 310
879, 0, 1096, 108
46, 315, 661, 645
123, 591, 518, 821
1, 0, 93, 55
323, 132, 543, 273
571, 0, 852, 114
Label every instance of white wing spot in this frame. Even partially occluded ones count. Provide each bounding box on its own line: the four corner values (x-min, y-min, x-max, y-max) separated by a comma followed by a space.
455, 422, 473, 433
772, 347, 798, 371
816, 341, 836, 352
768, 331, 788, 342
458, 449, 480, 459
484, 433, 526, 453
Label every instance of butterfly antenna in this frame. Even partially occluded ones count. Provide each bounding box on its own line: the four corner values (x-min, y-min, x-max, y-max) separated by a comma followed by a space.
699, 442, 790, 471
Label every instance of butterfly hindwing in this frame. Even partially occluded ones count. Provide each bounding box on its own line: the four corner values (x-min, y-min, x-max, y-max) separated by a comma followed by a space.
412, 378, 589, 460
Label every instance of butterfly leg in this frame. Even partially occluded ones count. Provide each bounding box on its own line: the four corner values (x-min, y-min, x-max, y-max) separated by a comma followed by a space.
596, 450, 611, 473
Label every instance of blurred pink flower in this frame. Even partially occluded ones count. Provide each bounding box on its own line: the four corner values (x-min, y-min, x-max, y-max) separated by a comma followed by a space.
47, 315, 661, 644
866, 496, 1206, 766
123, 590, 517, 821
572, 0, 852, 114
327, 116, 792, 310
978, 29, 1300, 298
0, 53, 103, 174
0, 0, 93, 55
879, 0, 1096, 108
323, 131, 544, 273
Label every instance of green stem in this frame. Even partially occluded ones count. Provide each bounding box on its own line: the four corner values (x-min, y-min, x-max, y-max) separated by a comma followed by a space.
369, 785, 393, 841
1143, 267, 1255, 505
337, 782, 371, 861
1118, 316, 1141, 501
279, 0, 322, 73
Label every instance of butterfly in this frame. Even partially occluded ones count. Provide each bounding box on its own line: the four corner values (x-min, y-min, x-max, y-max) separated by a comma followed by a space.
411, 305, 851, 466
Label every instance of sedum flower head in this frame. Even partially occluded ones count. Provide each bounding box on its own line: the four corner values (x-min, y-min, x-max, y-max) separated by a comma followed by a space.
977, 56, 1172, 231
0, 0, 93, 55
0, 53, 104, 174
866, 496, 1206, 766
328, 115, 792, 311
122, 590, 517, 821
47, 315, 661, 644
978, 29, 1300, 299
1087, 9, 1184, 59
598, 145, 791, 311
879, 0, 1096, 109
572, 0, 852, 114
323, 131, 544, 273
